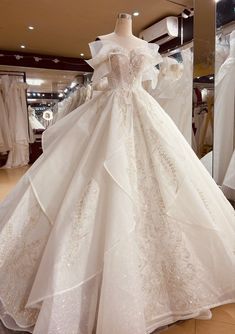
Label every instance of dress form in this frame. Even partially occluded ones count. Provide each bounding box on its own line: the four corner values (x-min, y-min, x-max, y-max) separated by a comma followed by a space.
98, 13, 146, 50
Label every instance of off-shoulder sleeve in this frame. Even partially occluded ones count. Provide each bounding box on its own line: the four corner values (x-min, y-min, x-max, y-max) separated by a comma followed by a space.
142, 43, 163, 89
85, 40, 111, 84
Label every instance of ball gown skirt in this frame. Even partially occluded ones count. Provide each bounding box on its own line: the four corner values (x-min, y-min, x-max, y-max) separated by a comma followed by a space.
0, 40, 235, 334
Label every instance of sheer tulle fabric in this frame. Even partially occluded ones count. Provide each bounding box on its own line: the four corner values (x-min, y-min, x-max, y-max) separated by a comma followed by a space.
0, 40, 235, 334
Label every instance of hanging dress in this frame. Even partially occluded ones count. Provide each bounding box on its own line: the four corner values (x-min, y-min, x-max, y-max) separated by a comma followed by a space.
1, 76, 29, 168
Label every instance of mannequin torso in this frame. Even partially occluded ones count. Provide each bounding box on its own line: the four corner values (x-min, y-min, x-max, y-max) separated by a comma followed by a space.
98, 13, 146, 51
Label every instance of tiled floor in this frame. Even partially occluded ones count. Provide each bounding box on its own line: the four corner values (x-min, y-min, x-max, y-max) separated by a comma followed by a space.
0, 167, 235, 334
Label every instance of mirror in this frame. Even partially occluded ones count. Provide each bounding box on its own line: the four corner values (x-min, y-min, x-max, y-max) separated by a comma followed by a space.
214, 0, 235, 204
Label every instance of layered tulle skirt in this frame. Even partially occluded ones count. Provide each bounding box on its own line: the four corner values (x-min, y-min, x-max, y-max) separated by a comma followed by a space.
0, 87, 235, 333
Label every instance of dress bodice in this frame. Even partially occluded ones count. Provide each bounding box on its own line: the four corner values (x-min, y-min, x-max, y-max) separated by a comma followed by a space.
86, 39, 162, 90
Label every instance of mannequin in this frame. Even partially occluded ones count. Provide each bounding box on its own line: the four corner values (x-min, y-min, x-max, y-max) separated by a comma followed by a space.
98, 13, 146, 50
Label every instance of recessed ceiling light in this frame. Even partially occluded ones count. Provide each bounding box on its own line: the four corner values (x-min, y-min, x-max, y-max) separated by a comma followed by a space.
133, 11, 140, 17
80, 53, 84, 57
20, 45, 26, 49
28, 26, 34, 30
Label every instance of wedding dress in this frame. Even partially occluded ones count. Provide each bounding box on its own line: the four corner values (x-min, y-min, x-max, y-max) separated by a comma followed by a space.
1, 76, 29, 168
0, 39, 235, 334
0, 87, 12, 153
51, 84, 93, 126
214, 31, 235, 185
149, 49, 193, 144
28, 106, 45, 143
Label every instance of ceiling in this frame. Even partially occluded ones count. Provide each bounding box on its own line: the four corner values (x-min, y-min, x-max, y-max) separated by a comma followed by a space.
0, 0, 193, 58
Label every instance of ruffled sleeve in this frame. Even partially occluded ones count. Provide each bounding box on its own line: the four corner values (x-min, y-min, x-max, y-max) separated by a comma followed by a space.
142, 43, 163, 89
85, 40, 111, 85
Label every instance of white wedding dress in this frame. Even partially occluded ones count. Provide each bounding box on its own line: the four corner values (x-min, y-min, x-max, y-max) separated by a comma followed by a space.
1, 76, 29, 168
0, 39, 235, 334
149, 49, 193, 144
214, 32, 235, 185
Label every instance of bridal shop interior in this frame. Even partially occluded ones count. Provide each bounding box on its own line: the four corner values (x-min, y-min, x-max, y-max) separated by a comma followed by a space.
0, 0, 235, 333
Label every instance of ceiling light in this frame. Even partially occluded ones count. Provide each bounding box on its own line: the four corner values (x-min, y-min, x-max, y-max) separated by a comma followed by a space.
28, 26, 34, 30
27, 92, 31, 96
20, 45, 26, 49
58, 92, 64, 98
26, 79, 44, 86
64, 88, 68, 93
80, 53, 84, 57
133, 11, 140, 17
209, 76, 214, 80
37, 93, 41, 96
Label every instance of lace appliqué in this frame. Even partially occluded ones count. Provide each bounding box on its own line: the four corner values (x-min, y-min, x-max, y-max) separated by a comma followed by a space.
59, 179, 99, 270
122, 106, 219, 323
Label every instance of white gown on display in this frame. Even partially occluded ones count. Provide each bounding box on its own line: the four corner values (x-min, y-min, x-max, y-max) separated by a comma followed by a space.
214, 32, 235, 185
28, 107, 45, 143
51, 85, 93, 126
0, 39, 235, 334
1, 76, 29, 168
0, 87, 12, 153
148, 49, 193, 144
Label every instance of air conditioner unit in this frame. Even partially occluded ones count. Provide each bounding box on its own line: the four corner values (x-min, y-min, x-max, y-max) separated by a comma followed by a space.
139, 16, 179, 45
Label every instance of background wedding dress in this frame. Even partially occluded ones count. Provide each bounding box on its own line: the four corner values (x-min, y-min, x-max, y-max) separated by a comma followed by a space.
1, 76, 29, 168
0, 39, 235, 334
214, 33, 235, 185
149, 49, 193, 144
0, 87, 12, 153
